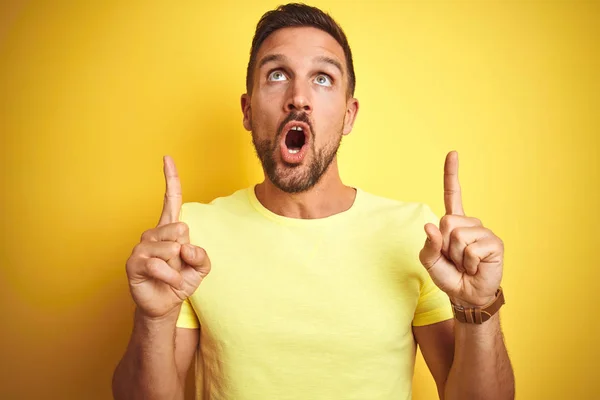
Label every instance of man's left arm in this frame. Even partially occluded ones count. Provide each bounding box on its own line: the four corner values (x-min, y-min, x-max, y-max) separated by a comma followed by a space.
413, 315, 514, 400
415, 151, 515, 399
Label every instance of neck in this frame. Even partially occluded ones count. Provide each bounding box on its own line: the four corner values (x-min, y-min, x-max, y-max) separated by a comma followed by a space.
255, 159, 356, 219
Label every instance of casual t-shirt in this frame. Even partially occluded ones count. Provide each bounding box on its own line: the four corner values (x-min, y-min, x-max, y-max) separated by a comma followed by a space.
176, 186, 453, 400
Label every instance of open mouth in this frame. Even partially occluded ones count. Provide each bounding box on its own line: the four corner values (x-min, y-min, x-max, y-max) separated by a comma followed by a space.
280, 121, 310, 163
285, 126, 306, 154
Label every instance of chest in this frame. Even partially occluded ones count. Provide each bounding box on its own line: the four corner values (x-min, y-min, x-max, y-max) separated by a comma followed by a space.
189, 224, 422, 358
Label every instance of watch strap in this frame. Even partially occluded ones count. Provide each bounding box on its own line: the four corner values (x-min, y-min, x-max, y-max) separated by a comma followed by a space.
451, 287, 505, 324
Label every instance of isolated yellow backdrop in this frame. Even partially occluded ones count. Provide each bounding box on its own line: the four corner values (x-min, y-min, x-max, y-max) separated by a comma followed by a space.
1, 1, 598, 399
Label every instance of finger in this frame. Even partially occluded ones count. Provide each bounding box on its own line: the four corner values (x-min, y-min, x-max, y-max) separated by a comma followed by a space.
133, 240, 185, 273
141, 222, 191, 244
133, 240, 182, 261
448, 227, 494, 275
145, 257, 183, 289
463, 237, 502, 276
158, 155, 183, 227
444, 151, 465, 216
180, 244, 211, 274
419, 223, 444, 269
439, 215, 482, 258
419, 224, 462, 295
448, 227, 466, 274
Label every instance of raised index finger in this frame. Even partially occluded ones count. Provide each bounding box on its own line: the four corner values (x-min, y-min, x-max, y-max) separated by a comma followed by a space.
157, 155, 182, 226
443, 151, 465, 216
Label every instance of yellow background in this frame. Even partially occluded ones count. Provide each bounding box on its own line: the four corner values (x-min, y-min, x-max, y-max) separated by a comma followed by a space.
1, 1, 598, 399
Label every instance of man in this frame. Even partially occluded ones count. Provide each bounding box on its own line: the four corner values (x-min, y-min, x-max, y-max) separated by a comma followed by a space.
112, 3, 515, 399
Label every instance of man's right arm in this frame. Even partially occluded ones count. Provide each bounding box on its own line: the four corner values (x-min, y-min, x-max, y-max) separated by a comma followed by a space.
112, 156, 210, 400
112, 308, 199, 400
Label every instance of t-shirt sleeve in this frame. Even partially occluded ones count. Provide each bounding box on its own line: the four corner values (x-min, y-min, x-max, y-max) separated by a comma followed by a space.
175, 203, 201, 329
412, 204, 454, 327
176, 298, 200, 329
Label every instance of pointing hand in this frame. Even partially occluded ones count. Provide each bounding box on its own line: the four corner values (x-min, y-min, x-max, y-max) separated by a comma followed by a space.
125, 156, 211, 319
419, 151, 503, 307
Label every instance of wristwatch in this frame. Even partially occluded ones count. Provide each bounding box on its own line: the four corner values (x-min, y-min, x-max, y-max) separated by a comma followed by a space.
451, 287, 505, 324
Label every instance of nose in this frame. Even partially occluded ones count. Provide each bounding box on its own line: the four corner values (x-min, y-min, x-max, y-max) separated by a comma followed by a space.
285, 81, 312, 114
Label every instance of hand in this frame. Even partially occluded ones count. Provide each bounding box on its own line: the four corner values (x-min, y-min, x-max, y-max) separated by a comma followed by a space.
419, 151, 503, 307
125, 156, 211, 319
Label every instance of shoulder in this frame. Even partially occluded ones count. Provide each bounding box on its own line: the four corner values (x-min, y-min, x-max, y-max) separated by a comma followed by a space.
179, 187, 255, 246
180, 187, 252, 220
357, 189, 439, 227
353, 190, 440, 256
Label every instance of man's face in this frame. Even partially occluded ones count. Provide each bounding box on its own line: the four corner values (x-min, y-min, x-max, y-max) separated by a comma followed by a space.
241, 26, 358, 193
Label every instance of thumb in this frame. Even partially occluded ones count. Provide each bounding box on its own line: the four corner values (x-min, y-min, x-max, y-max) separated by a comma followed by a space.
419, 223, 443, 270
181, 244, 210, 272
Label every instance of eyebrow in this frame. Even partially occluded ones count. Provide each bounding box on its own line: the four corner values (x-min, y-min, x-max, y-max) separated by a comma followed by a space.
257, 53, 344, 76
315, 56, 344, 76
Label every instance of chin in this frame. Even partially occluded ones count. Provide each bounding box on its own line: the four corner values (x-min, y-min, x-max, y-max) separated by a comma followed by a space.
269, 165, 316, 194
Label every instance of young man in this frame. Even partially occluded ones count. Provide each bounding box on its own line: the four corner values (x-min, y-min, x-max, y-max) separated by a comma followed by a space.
113, 4, 515, 399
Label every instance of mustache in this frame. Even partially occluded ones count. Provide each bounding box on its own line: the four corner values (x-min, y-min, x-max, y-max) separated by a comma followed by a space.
277, 111, 313, 138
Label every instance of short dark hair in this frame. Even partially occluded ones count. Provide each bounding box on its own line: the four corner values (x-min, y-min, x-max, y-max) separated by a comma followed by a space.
245, 3, 356, 97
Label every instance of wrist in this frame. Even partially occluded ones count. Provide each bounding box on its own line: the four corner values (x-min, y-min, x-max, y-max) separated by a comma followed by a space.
449, 295, 496, 308
450, 287, 505, 324
134, 306, 181, 330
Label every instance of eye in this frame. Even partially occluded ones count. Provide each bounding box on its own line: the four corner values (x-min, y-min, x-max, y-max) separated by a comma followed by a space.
268, 70, 287, 81
314, 74, 332, 87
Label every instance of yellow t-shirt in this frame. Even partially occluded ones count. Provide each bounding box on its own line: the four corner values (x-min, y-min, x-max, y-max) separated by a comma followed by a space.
176, 186, 453, 400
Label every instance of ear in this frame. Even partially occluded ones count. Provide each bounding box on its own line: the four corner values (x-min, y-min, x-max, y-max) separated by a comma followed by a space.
342, 97, 359, 136
241, 94, 252, 131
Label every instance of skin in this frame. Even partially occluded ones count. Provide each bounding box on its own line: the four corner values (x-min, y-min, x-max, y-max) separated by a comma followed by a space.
241, 26, 359, 219
112, 156, 209, 400
112, 26, 514, 400
417, 151, 514, 399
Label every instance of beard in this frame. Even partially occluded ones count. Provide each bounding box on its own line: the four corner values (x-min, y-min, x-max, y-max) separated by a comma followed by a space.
251, 111, 343, 194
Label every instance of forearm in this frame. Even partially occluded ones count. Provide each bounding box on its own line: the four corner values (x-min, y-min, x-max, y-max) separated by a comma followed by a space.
444, 314, 515, 400
112, 307, 184, 400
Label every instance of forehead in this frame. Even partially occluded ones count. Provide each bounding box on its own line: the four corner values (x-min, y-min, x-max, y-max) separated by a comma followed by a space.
256, 26, 346, 69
